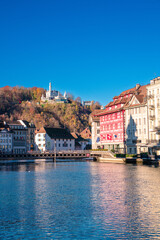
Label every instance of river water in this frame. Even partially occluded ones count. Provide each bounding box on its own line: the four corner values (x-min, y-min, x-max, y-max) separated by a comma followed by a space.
0, 160, 160, 239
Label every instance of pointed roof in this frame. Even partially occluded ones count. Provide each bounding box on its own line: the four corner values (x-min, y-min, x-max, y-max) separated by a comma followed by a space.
37, 127, 46, 133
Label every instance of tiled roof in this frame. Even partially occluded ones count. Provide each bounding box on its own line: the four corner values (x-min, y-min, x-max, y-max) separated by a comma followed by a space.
71, 132, 88, 142
37, 127, 46, 133
80, 127, 91, 139
21, 120, 35, 128
120, 86, 136, 96
90, 109, 103, 120
100, 84, 149, 116
96, 107, 124, 116
44, 127, 74, 139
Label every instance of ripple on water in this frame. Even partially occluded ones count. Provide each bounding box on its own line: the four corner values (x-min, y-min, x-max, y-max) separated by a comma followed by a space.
0, 161, 160, 239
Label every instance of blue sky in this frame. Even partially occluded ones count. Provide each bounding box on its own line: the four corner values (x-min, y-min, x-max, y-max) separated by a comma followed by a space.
0, 0, 160, 105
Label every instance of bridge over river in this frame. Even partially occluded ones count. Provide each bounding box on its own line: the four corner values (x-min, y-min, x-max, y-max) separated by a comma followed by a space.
0, 150, 113, 161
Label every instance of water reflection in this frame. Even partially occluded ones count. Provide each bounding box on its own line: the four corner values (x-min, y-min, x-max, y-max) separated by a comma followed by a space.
0, 159, 56, 172
89, 163, 160, 239
0, 162, 160, 239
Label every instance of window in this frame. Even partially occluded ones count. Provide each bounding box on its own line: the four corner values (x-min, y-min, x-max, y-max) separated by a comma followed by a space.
139, 119, 141, 125
97, 130, 100, 134
97, 122, 100, 126
63, 142, 68, 147
158, 89, 159, 94
144, 118, 146, 125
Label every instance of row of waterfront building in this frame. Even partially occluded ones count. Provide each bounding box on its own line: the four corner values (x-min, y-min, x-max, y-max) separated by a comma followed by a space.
90, 77, 160, 154
0, 120, 91, 154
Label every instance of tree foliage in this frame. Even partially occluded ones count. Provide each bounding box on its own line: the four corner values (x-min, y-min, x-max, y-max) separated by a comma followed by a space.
0, 86, 99, 132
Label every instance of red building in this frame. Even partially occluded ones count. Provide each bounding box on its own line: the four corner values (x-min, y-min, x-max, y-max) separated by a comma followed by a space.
96, 86, 139, 151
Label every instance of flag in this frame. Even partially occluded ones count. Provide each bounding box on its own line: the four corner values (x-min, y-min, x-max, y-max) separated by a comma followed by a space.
96, 137, 100, 142
107, 134, 112, 140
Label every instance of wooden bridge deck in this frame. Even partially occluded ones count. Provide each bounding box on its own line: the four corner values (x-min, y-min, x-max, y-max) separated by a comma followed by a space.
0, 150, 111, 161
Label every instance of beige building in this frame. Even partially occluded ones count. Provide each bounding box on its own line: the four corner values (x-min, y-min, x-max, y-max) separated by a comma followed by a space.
90, 110, 101, 149
124, 85, 149, 154
146, 77, 160, 148
18, 120, 36, 151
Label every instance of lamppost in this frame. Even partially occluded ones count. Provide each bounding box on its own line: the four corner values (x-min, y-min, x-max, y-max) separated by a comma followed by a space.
54, 139, 56, 162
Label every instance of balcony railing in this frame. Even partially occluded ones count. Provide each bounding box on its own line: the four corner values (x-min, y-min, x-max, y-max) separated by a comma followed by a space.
149, 104, 155, 109
150, 115, 155, 120
148, 94, 154, 99
147, 140, 160, 144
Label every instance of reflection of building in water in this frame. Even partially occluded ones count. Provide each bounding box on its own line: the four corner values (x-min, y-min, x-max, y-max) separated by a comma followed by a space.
41, 82, 68, 103
123, 165, 160, 236
89, 163, 127, 232
89, 163, 160, 237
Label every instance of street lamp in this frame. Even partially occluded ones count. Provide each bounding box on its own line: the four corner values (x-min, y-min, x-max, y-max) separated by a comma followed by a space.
54, 139, 56, 162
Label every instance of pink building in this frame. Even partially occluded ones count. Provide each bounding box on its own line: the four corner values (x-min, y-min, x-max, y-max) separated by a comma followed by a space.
95, 85, 141, 152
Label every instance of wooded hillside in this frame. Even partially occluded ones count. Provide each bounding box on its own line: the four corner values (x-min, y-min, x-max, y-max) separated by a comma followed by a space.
0, 86, 100, 132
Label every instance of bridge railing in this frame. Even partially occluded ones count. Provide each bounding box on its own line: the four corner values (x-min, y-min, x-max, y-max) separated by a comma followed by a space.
27, 150, 90, 155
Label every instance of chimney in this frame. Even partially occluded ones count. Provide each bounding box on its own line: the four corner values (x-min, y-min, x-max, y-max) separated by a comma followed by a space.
136, 84, 140, 90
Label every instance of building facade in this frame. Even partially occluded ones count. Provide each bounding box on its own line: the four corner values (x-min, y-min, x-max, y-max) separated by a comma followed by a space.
35, 127, 75, 152
124, 85, 149, 154
96, 86, 140, 151
41, 82, 68, 103
146, 77, 160, 148
94, 84, 151, 153
18, 120, 36, 151
0, 122, 13, 153
8, 121, 27, 153
90, 110, 101, 149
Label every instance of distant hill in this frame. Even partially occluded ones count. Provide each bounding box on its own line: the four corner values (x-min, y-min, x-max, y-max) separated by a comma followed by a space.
0, 86, 100, 132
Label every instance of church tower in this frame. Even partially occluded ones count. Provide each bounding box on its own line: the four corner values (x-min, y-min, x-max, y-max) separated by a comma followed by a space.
49, 82, 52, 94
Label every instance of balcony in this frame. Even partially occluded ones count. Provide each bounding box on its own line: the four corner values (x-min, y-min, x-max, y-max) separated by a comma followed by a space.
150, 115, 155, 120
132, 140, 141, 144
149, 104, 155, 109
148, 94, 154, 99
154, 127, 160, 134
147, 140, 160, 144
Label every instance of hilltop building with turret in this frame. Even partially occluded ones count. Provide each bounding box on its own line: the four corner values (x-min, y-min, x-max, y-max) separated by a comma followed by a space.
41, 82, 68, 103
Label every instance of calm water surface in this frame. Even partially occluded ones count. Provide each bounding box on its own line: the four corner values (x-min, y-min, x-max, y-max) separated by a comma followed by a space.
0, 160, 160, 239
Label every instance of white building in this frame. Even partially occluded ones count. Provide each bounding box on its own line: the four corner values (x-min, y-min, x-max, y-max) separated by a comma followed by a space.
0, 122, 13, 153
82, 100, 94, 106
35, 127, 75, 152
41, 82, 68, 103
146, 77, 160, 148
90, 110, 101, 149
125, 85, 149, 154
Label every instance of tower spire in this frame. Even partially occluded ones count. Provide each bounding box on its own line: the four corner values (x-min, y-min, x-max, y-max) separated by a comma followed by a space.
49, 82, 52, 93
